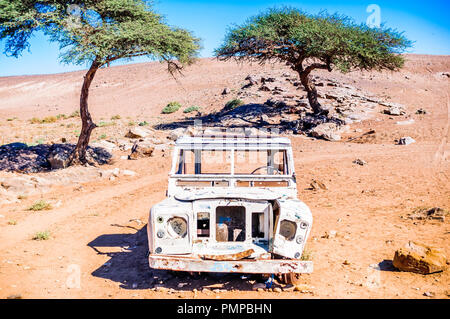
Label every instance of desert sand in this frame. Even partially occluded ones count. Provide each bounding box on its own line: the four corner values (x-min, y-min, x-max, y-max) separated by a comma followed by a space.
0, 54, 448, 299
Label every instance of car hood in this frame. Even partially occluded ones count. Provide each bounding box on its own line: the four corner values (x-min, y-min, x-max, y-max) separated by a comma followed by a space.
174, 188, 290, 201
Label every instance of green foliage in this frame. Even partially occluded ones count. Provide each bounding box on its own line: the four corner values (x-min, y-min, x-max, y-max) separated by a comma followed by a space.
162, 102, 181, 114
69, 110, 80, 118
99, 134, 107, 139
215, 8, 412, 73
138, 121, 149, 126
33, 230, 50, 241
29, 116, 58, 124
28, 200, 52, 211
0, 0, 200, 70
183, 105, 200, 113
224, 99, 244, 111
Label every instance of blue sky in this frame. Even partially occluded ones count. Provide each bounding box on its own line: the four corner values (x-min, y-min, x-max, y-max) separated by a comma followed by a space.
0, 0, 449, 76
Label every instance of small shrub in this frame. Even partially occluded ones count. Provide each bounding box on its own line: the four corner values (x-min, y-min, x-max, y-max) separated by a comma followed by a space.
28, 200, 52, 211
128, 121, 135, 126
111, 114, 121, 120
7, 117, 16, 121
35, 138, 45, 145
97, 121, 114, 127
41, 116, 57, 123
33, 231, 50, 241
183, 106, 200, 113
30, 117, 42, 124
301, 248, 313, 261
162, 102, 182, 114
56, 114, 68, 120
224, 99, 244, 111
138, 121, 149, 126
8, 220, 17, 225
69, 110, 80, 118
99, 134, 107, 139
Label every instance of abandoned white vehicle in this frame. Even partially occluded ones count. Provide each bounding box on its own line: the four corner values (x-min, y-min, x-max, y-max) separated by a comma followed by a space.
147, 133, 313, 278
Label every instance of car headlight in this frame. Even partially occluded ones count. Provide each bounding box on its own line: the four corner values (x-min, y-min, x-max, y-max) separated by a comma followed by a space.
167, 217, 188, 238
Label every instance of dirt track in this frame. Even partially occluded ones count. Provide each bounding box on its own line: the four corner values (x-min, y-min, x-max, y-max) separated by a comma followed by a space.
0, 55, 449, 299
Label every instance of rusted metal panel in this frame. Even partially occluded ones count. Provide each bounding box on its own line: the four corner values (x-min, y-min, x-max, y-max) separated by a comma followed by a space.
201, 249, 255, 261
149, 254, 313, 274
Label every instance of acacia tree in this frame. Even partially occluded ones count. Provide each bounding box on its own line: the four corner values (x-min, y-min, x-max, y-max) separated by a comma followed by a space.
0, 0, 200, 164
215, 8, 411, 114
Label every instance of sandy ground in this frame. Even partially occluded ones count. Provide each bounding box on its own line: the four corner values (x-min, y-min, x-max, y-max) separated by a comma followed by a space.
0, 55, 449, 299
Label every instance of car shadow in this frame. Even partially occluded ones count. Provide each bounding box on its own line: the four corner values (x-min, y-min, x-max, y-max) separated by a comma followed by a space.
88, 225, 272, 291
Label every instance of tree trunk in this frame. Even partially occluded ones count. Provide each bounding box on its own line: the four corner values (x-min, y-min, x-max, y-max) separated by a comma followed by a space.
69, 59, 101, 165
299, 71, 328, 115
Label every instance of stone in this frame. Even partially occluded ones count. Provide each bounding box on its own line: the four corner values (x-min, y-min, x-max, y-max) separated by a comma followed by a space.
260, 114, 270, 123
222, 88, 230, 95
47, 146, 72, 169
168, 128, 186, 141
310, 123, 341, 141
352, 159, 367, 166
245, 75, 258, 85
122, 170, 136, 176
415, 108, 427, 115
383, 104, 405, 116
398, 136, 416, 145
322, 230, 337, 239
273, 287, 282, 293
293, 284, 313, 293
252, 283, 266, 291
393, 241, 447, 274
396, 119, 415, 125
310, 179, 327, 190
128, 142, 155, 160
91, 140, 117, 152
125, 127, 151, 139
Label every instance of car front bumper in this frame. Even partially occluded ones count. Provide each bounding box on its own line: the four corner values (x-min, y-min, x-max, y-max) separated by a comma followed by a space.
148, 254, 313, 274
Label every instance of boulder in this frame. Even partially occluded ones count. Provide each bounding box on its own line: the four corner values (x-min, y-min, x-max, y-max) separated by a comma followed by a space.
128, 142, 155, 160
125, 127, 152, 139
47, 146, 72, 169
398, 136, 416, 145
310, 123, 341, 141
393, 241, 447, 274
168, 128, 186, 141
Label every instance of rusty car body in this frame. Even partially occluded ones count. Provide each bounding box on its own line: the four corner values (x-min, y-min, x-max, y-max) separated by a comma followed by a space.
147, 130, 313, 276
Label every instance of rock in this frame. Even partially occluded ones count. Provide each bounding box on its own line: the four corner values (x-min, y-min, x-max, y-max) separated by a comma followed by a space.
415, 108, 427, 115
383, 104, 405, 116
352, 159, 367, 166
407, 207, 447, 222
260, 114, 270, 123
398, 136, 416, 145
91, 140, 117, 152
273, 287, 282, 293
125, 127, 152, 139
396, 119, 415, 125
310, 179, 327, 190
310, 123, 341, 141
259, 84, 271, 92
128, 142, 155, 160
47, 146, 72, 169
252, 283, 266, 291
293, 284, 313, 293
122, 170, 136, 176
222, 88, 230, 95
423, 291, 434, 297
245, 75, 258, 85
393, 241, 447, 274
168, 128, 186, 141
112, 168, 120, 177
322, 230, 337, 239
